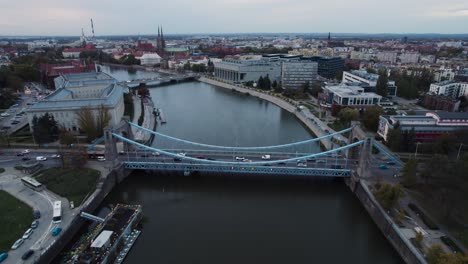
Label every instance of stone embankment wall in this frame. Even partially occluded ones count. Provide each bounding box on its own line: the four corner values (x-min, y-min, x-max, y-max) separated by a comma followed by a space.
36, 166, 132, 264
199, 77, 332, 149
348, 179, 427, 264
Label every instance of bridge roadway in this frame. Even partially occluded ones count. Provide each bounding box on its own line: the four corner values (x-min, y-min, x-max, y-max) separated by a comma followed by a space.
119, 73, 197, 88
118, 150, 359, 177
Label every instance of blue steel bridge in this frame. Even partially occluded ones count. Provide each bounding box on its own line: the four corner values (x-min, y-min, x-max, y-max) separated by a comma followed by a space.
102, 118, 398, 178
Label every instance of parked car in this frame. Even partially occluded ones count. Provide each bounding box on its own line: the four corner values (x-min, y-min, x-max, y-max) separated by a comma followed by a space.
11, 239, 24, 250
97, 157, 106, 162
33, 210, 41, 219
22, 228, 33, 239
31, 220, 39, 229
52, 227, 62, 236
21, 250, 34, 260
0, 253, 7, 263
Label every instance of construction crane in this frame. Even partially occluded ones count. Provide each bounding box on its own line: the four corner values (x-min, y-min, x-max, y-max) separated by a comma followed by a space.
90, 18, 95, 39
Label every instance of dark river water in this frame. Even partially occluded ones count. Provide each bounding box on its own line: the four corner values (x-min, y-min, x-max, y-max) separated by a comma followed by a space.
96, 68, 403, 263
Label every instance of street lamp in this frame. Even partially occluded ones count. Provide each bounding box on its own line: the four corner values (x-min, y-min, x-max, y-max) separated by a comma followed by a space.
414, 142, 420, 158
457, 143, 464, 160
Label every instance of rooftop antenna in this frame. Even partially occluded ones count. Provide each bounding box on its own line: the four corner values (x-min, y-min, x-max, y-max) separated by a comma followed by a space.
91, 18, 95, 39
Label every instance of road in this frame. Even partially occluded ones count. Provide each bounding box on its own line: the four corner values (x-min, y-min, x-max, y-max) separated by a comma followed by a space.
0, 152, 75, 264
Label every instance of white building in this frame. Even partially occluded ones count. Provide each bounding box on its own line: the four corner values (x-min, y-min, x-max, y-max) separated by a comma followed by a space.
214, 59, 281, 83
323, 85, 382, 107
138, 53, 161, 66
398, 52, 420, 64
376, 51, 397, 63
27, 72, 125, 133
342, 70, 397, 97
429, 81, 468, 99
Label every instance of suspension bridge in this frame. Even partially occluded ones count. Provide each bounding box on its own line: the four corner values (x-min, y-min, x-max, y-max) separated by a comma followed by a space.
100, 117, 401, 178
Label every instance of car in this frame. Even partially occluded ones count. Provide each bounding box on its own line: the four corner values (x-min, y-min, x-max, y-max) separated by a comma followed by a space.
379, 164, 389, 169
324, 129, 330, 134
21, 250, 34, 260
22, 228, 33, 239
140, 154, 150, 157
11, 239, 24, 250
21, 149, 30, 154
52, 227, 62, 236
17, 153, 24, 156
151, 152, 160, 156
36, 156, 47, 161
0, 113, 10, 117
31, 220, 39, 229
278, 162, 286, 165
316, 160, 326, 163
51, 154, 61, 158
386, 161, 396, 165
22, 157, 31, 161
173, 157, 182, 162
97, 157, 106, 162
235, 157, 245, 161
261, 155, 271, 160
33, 210, 41, 219
118, 151, 125, 155
297, 163, 307, 167
177, 152, 186, 156
331, 165, 343, 169
0, 253, 8, 263
206, 158, 216, 161
242, 159, 252, 162
306, 158, 316, 162
196, 155, 206, 159
263, 164, 272, 166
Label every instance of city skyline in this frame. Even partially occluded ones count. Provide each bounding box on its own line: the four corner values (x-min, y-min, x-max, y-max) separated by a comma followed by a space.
1, 0, 468, 36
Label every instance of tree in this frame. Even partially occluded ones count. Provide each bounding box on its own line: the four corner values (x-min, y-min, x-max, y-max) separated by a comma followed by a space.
59, 128, 76, 146
366, 68, 377, 74
32, 113, 59, 144
374, 183, 403, 210
272, 80, 278, 89
263, 75, 271, 90
362, 106, 383, 132
257, 76, 264, 89
402, 158, 418, 187
184, 61, 191, 71
77, 107, 98, 141
338, 108, 359, 126
376, 69, 389, 97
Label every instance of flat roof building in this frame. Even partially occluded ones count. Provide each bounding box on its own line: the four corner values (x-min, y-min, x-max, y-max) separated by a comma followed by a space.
429, 81, 468, 99
323, 84, 382, 108
343, 70, 397, 97
27, 72, 125, 133
281, 61, 318, 90
213, 59, 281, 83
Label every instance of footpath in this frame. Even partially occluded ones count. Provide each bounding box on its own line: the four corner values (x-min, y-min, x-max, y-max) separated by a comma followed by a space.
131, 95, 156, 143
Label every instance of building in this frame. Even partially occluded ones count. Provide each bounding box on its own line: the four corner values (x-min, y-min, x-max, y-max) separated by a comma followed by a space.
421, 94, 460, 112
302, 56, 344, 79
27, 72, 125, 133
378, 111, 468, 142
139, 53, 161, 66
281, 61, 318, 90
322, 85, 382, 108
342, 70, 397, 97
40, 61, 95, 88
156, 26, 166, 55
214, 59, 281, 83
62, 48, 83, 59
398, 52, 420, 64
376, 51, 398, 63
429, 81, 468, 99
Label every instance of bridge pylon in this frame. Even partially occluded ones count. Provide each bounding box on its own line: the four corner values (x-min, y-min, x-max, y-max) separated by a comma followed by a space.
348, 122, 373, 180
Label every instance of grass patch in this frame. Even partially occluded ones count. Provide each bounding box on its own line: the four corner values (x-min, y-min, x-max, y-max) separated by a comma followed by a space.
0, 190, 33, 252
34, 168, 100, 207
0, 168, 4, 174
408, 203, 439, 230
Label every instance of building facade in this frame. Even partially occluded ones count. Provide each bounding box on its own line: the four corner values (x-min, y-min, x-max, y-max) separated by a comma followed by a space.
27, 72, 125, 133
323, 85, 382, 108
281, 61, 318, 90
342, 70, 398, 97
302, 56, 344, 79
421, 94, 460, 112
429, 81, 468, 99
378, 111, 468, 142
213, 59, 281, 83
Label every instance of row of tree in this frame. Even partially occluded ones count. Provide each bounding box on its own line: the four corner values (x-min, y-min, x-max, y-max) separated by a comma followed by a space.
390, 68, 434, 99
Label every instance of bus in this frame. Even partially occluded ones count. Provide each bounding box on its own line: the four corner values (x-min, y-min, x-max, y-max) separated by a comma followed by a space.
21, 177, 44, 191
52, 201, 62, 224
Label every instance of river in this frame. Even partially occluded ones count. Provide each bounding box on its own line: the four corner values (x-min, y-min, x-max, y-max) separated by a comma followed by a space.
97, 68, 403, 263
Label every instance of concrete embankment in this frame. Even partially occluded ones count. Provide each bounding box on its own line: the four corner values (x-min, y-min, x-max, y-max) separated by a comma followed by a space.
199, 77, 333, 150
35, 165, 132, 264
347, 180, 427, 264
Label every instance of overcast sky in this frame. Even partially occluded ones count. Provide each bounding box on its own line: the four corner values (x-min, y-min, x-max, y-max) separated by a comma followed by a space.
1, 0, 467, 36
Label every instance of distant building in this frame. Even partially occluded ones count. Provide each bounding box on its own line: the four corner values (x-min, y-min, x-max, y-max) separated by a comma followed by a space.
342, 70, 397, 97
302, 56, 344, 79
323, 84, 382, 108
398, 52, 420, 64
429, 81, 468, 99
281, 61, 318, 90
376, 51, 398, 63
27, 72, 125, 133
378, 111, 468, 142
40, 61, 94, 88
139, 53, 161, 66
421, 94, 460, 112
214, 59, 281, 83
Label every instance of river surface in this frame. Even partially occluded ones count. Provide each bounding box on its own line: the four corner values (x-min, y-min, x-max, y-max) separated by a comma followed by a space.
98, 69, 403, 263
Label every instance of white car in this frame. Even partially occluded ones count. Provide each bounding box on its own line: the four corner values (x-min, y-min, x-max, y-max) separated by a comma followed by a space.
297, 162, 307, 167
51, 154, 60, 158
235, 157, 245, 161
11, 238, 24, 250
242, 159, 252, 162
151, 152, 160, 156
36, 156, 47, 161
22, 149, 30, 154
0, 113, 10, 117
261, 155, 271, 160
22, 228, 33, 239
97, 157, 106, 162
177, 152, 186, 157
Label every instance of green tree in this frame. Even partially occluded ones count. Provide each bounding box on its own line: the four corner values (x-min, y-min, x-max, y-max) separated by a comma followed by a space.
272, 80, 278, 89
338, 108, 359, 126
184, 61, 191, 71
402, 158, 418, 187
263, 75, 271, 90
32, 113, 59, 144
59, 129, 76, 146
257, 76, 264, 89
376, 69, 389, 97
119, 54, 140, 65
77, 107, 98, 141
374, 183, 403, 210
362, 106, 383, 132
366, 68, 377, 74
386, 122, 402, 151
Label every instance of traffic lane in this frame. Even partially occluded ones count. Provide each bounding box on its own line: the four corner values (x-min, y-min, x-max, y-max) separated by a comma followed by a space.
0, 177, 54, 264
